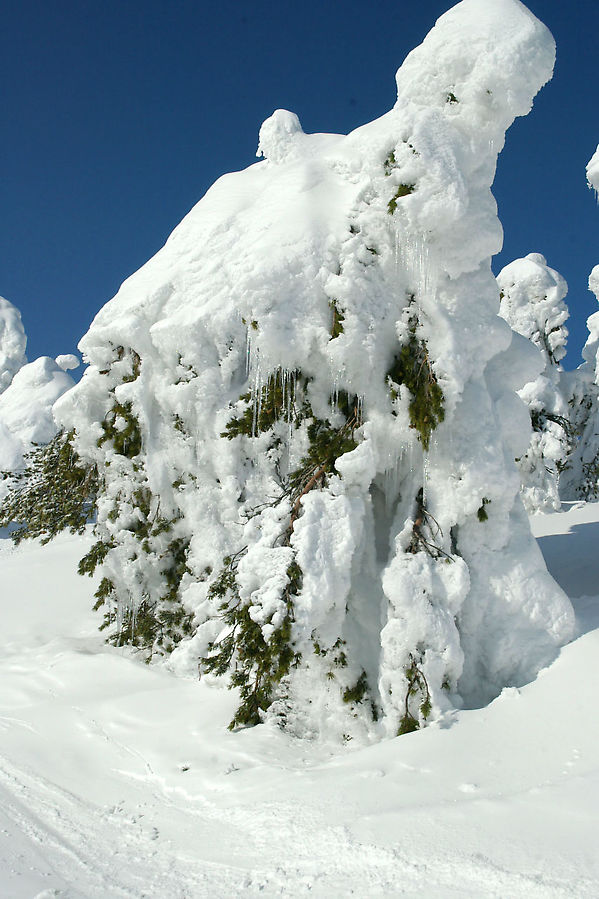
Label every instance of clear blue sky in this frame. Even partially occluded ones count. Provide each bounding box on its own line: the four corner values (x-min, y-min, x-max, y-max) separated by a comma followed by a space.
2, 0, 598, 369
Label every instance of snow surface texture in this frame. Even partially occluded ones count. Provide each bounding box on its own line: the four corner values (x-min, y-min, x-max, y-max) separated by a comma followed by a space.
0, 508, 597, 897
0, 296, 27, 394
57, 0, 574, 739
497, 253, 571, 512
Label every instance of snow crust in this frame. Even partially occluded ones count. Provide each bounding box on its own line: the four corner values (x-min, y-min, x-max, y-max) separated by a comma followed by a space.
57, 0, 573, 737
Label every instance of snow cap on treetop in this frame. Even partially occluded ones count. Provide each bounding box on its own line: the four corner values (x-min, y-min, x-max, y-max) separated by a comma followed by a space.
257, 110, 305, 164
395, 0, 555, 124
56, 354, 80, 372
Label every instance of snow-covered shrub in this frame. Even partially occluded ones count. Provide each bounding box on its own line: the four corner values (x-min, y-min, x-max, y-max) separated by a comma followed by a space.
497, 253, 573, 512
56, 0, 574, 739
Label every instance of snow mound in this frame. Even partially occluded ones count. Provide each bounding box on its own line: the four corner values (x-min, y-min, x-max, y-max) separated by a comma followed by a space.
57, 0, 572, 739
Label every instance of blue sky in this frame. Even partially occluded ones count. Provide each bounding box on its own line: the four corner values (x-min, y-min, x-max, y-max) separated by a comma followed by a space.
2, 0, 598, 369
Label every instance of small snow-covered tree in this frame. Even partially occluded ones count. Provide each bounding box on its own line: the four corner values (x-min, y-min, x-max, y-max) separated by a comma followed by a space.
0, 354, 89, 536
0, 429, 98, 544
55, 0, 573, 740
561, 145, 599, 500
0, 356, 78, 472
0, 298, 80, 506
497, 253, 573, 512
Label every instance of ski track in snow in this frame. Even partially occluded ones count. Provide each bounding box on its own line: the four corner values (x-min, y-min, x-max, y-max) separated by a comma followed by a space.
0, 514, 598, 897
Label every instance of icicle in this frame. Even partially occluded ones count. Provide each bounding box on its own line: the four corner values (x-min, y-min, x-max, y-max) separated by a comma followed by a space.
246, 327, 253, 377
251, 356, 263, 436
422, 452, 430, 507
357, 395, 364, 426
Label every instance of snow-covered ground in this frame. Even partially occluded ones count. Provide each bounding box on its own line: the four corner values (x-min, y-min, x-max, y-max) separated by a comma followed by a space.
0, 503, 597, 898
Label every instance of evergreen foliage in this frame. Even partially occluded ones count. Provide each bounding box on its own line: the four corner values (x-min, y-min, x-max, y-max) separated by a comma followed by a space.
384, 148, 416, 213
203, 552, 301, 729
0, 429, 98, 544
98, 400, 142, 457
387, 312, 445, 451
203, 371, 363, 727
329, 300, 345, 339
477, 497, 491, 522
387, 183, 415, 215
398, 653, 431, 736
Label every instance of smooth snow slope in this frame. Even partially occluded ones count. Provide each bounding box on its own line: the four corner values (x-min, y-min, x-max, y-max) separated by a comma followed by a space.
0, 506, 597, 898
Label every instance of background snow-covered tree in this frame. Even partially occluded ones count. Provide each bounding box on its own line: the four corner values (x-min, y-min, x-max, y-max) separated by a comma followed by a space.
497, 253, 573, 512
0, 296, 27, 394
560, 145, 599, 500
0, 297, 79, 504
56, 0, 573, 740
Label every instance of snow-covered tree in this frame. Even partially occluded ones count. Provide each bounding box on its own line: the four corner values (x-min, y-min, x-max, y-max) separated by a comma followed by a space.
0, 296, 27, 394
0, 355, 78, 473
0, 297, 79, 495
55, 0, 573, 740
497, 253, 573, 512
560, 146, 599, 500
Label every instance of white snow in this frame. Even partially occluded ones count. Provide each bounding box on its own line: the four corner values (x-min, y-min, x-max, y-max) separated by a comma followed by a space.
0, 504, 597, 897
55, 354, 80, 372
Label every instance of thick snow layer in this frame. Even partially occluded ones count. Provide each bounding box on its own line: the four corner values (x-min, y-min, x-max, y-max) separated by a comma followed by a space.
0, 357, 75, 471
57, 0, 572, 736
0, 296, 27, 394
0, 506, 597, 897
